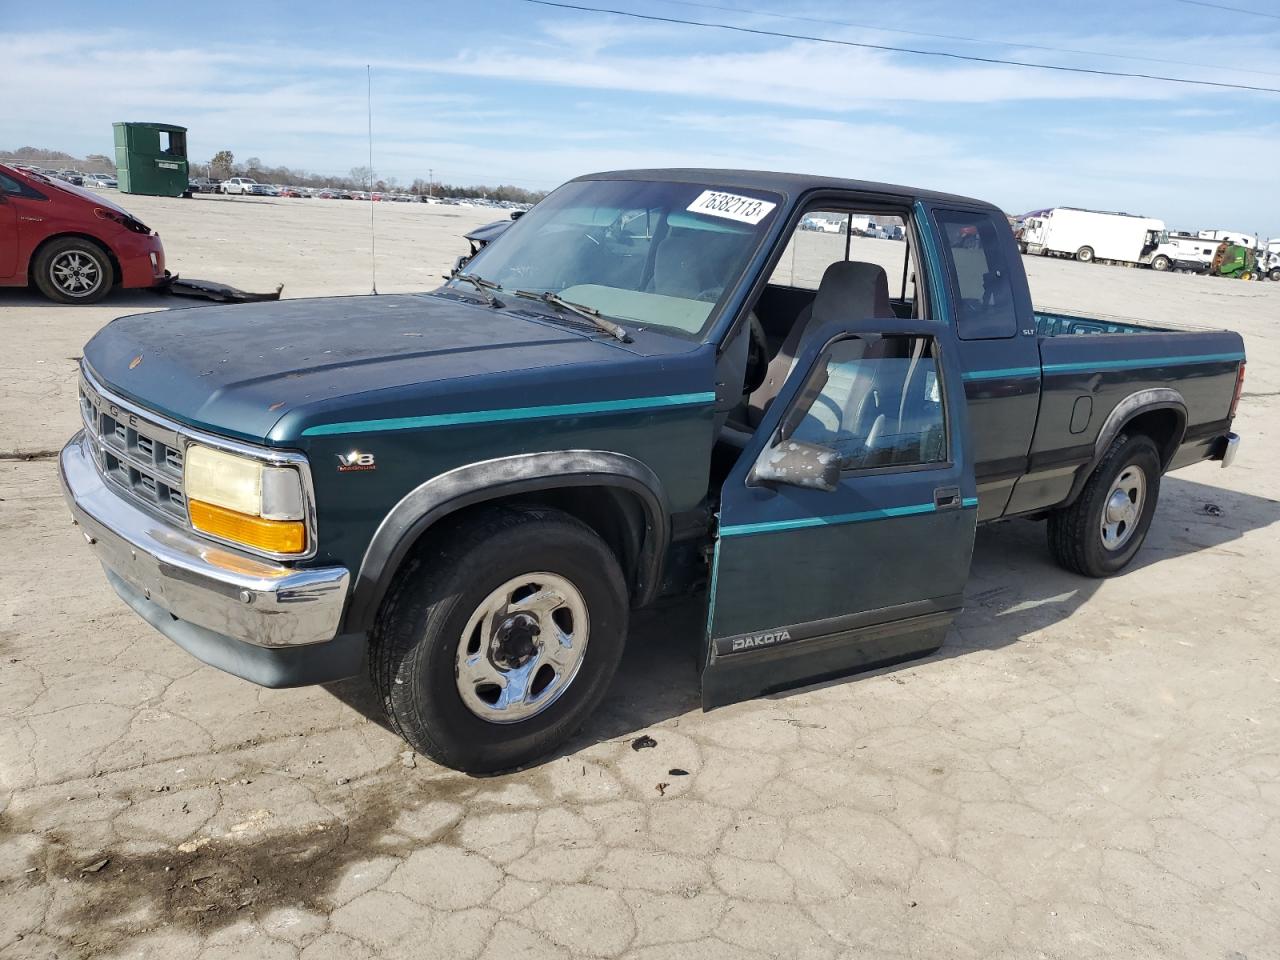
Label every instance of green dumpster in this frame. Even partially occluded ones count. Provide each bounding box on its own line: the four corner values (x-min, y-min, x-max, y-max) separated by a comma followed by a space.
113, 122, 190, 197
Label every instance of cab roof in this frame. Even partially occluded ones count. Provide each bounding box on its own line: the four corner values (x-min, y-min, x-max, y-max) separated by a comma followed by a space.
573, 168, 997, 212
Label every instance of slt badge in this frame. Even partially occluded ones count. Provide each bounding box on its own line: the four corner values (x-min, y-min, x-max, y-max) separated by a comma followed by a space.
337, 450, 376, 472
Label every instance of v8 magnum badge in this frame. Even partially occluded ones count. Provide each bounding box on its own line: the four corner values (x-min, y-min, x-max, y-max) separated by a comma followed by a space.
337, 450, 376, 472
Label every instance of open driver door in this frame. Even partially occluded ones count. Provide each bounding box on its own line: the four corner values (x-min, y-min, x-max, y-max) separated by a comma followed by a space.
702, 318, 978, 708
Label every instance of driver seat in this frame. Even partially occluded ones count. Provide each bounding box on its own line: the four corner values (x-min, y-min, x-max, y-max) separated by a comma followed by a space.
747, 260, 893, 425
650, 232, 710, 299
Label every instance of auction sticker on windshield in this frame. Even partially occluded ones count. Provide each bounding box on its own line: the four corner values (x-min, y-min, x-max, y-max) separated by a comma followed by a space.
687, 190, 776, 225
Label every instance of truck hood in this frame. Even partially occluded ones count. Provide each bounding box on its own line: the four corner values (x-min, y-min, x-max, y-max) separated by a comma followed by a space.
83, 293, 686, 444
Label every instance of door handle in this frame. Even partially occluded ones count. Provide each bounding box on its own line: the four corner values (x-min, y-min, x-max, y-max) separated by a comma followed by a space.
934, 486, 961, 510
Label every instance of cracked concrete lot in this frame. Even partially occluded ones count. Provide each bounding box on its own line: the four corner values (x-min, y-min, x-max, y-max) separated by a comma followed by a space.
2, 193, 1278, 959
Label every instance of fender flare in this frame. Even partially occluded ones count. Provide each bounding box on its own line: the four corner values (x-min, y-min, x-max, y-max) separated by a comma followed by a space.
341, 450, 671, 634
1064, 387, 1187, 505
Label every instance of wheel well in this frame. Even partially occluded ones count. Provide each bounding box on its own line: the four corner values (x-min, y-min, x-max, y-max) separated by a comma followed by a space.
1122, 407, 1184, 468
28, 233, 121, 287
391, 485, 650, 607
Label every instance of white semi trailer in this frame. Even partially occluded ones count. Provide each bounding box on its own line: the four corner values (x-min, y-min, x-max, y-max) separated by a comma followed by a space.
1021, 207, 1165, 265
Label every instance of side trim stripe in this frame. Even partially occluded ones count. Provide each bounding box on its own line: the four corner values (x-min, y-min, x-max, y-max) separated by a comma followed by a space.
1041, 352, 1244, 375
719, 497, 976, 538
962, 366, 1040, 381
962, 352, 1243, 382
301, 391, 717, 437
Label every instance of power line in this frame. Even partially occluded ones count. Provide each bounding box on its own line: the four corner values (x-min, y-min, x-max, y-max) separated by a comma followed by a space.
519, 0, 1280, 94
1172, 0, 1280, 19
651, 0, 1280, 78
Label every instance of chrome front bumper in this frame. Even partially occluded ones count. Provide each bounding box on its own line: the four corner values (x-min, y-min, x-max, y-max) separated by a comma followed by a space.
60, 430, 349, 649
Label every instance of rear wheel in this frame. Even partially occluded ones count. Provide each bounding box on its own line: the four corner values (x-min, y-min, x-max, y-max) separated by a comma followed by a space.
1047, 433, 1161, 577
32, 237, 114, 304
1076, 246, 1095, 263
370, 506, 629, 773
1270, 267, 1280, 282
1151, 255, 1171, 272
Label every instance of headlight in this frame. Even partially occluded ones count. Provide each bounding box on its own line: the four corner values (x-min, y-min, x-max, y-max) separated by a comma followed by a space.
184, 444, 307, 555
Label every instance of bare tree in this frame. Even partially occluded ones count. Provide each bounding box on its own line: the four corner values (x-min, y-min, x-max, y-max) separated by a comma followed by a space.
210, 150, 234, 177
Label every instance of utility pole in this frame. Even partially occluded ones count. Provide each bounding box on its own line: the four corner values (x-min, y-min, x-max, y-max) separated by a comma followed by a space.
429, 168, 434, 197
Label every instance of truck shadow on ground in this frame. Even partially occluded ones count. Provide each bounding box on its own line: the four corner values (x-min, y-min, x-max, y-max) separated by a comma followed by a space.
327, 473, 1280, 764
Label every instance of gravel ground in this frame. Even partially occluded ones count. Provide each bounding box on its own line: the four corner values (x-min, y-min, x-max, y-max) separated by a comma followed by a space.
1, 191, 1278, 960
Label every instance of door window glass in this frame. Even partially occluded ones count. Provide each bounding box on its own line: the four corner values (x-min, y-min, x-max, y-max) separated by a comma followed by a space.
780, 335, 946, 470
933, 209, 1018, 340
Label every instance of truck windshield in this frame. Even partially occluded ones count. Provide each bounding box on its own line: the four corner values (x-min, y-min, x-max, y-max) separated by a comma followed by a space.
460, 179, 781, 339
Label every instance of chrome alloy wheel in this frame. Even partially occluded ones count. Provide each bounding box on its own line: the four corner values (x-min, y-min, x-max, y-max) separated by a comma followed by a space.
455, 572, 590, 723
1100, 464, 1146, 551
49, 250, 104, 298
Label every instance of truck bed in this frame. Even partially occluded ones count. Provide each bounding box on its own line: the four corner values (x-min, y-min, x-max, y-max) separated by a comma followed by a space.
1035, 310, 1168, 337
1000, 311, 1245, 518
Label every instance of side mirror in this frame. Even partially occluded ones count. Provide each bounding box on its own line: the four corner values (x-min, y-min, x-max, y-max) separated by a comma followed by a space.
750, 439, 841, 492
510, 210, 525, 220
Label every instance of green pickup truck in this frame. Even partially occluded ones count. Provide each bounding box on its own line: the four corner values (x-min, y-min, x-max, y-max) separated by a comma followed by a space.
61, 170, 1245, 772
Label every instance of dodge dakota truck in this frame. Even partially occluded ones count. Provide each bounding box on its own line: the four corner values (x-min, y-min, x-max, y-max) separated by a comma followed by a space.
60, 169, 1245, 772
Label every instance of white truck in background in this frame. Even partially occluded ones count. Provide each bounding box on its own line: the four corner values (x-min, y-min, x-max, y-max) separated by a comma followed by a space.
1020, 207, 1164, 265
1147, 232, 1220, 272
1258, 239, 1280, 282
1198, 229, 1258, 249
219, 177, 259, 195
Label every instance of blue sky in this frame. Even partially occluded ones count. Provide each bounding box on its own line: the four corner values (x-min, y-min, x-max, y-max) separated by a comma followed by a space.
3, 0, 1277, 231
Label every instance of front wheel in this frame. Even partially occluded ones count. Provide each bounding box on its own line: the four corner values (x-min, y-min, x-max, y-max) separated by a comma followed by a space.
1270, 267, 1280, 282
32, 237, 115, 304
1076, 246, 1095, 263
370, 506, 629, 773
1151, 255, 1171, 272
1047, 433, 1161, 577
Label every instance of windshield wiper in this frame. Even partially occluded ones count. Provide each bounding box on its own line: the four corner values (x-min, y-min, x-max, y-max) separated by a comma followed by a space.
513, 289, 632, 343
445, 273, 504, 307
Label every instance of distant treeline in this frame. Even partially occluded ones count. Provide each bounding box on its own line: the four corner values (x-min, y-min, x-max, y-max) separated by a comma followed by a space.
2, 146, 548, 203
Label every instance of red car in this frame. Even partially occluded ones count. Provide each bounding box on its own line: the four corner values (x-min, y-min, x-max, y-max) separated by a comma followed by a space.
0, 163, 166, 304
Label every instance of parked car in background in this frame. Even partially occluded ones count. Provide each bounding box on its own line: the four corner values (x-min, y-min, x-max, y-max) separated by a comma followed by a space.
58, 170, 85, 186
220, 177, 258, 195
0, 162, 165, 304
83, 173, 119, 190
279, 186, 310, 198
188, 177, 220, 194
246, 183, 279, 197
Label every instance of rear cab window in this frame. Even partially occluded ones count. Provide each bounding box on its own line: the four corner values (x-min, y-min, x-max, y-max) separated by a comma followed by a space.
932, 209, 1019, 340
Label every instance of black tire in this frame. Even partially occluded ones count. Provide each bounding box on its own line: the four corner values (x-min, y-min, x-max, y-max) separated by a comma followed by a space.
1151, 255, 1171, 272
370, 505, 629, 773
32, 237, 114, 304
1047, 432, 1161, 577
1270, 267, 1280, 283
1076, 246, 1095, 263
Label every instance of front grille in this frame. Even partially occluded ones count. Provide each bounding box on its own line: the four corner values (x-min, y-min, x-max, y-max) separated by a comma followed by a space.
79, 375, 188, 524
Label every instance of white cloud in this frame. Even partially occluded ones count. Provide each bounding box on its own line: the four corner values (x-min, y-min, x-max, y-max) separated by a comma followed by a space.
1, 21, 1277, 227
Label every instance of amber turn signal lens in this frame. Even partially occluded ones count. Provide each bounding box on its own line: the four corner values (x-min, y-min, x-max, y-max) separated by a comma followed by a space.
189, 499, 306, 554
